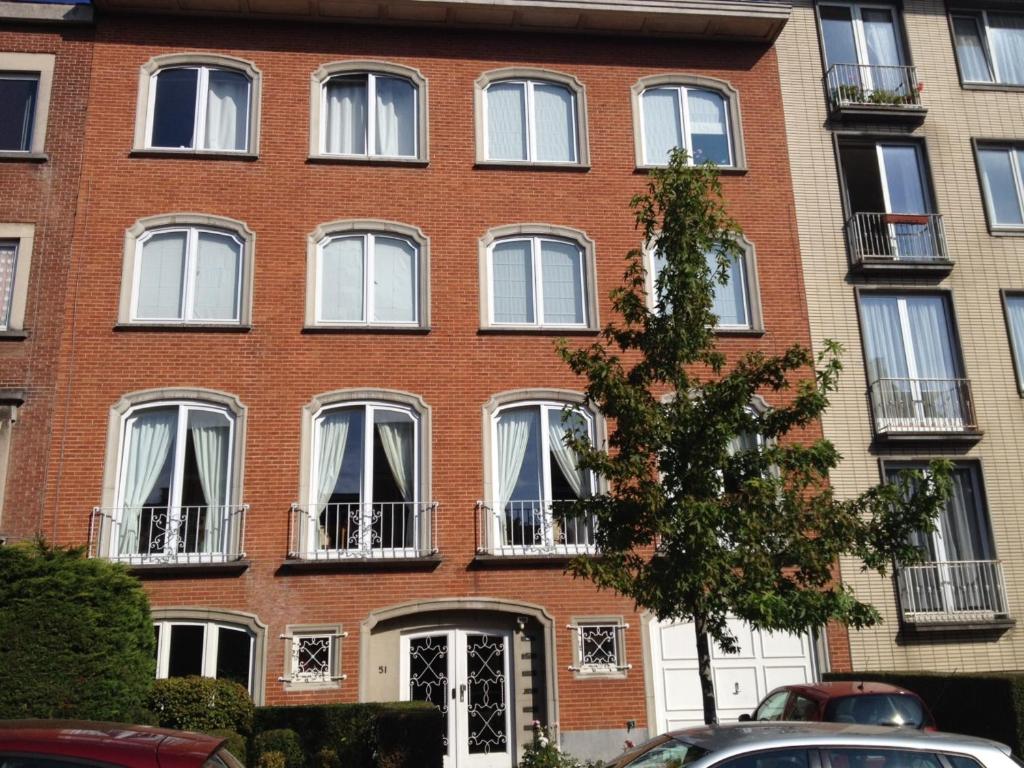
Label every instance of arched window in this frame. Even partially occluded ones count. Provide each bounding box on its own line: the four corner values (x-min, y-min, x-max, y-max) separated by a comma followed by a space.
137, 55, 260, 154
632, 75, 745, 169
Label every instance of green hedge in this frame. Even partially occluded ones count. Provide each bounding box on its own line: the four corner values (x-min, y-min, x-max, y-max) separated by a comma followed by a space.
824, 671, 1024, 753
255, 701, 443, 768
148, 676, 255, 734
253, 729, 304, 768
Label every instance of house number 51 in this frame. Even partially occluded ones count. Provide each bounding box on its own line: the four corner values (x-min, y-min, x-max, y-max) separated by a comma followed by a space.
378, 665, 388, 674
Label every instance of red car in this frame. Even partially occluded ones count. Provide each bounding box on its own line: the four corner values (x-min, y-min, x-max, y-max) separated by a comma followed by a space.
739, 682, 936, 730
0, 720, 243, 768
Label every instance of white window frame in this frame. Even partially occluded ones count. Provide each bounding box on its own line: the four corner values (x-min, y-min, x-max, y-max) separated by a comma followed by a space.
314, 232, 419, 326
977, 144, 1024, 230
637, 85, 734, 167
154, 619, 255, 692
281, 627, 347, 686
482, 79, 579, 164
568, 619, 630, 675
818, 2, 907, 69
0, 238, 20, 331
319, 72, 418, 159
130, 225, 245, 324
144, 65, 253, 153
0, 53, 54, 156
952, 10, 1024, 85
486, 236, 588, 329
307, 400, 421, 557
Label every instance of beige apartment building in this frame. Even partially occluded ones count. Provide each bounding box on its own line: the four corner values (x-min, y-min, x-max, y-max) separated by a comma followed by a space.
777, 0, 1024, 672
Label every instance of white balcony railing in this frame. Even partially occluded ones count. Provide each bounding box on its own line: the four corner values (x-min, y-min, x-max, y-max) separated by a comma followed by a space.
89, 504, 247, 565
289, 501, 437, 559
846, 212, 948, 265
824, 63, 922, 112
477, 499, 597, 557
898, 560, 1009, 624
868, 377, 978, 436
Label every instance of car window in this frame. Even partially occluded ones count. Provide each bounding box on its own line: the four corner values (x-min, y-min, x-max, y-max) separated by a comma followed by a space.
624, 739, 709, 768
788, 695, 818, 721
946, 757, 983, 768
755, 691, 791, 721
826, 748, 943, 768
0, 757, 110, 768
824, 694, 927, 727
717, 748, 810, 768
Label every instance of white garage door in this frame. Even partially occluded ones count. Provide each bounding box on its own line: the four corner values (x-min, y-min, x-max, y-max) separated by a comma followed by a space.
649, 617, 817, 733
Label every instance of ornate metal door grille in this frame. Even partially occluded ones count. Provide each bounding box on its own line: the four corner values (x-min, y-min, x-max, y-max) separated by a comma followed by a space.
466, 634, 508, 755
408, 635, 450, 753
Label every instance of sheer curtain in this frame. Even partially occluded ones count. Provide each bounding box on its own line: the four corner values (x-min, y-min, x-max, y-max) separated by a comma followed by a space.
205, 70, 249, 151
953, 16, 994, 82
320, 236, 365, 322
863, 8, 903, 95
706, 250, 748, 327
548, 415, 587, 499
1006, 296, 1024, 375
375, 77, 415, 157
137, 232, 186, 320
642, 88, 682, 166
990, 14, 1024, 85
487, 82, 527, 160
496, 409, 535, 514
317, 411, 352, 512
377, 417, 414, 501
688, 90, 729, 165
941, 467, 989, 562
189, 411, 230, 552
533, 83, 575, 162
192, 232, 241, 321
906, 296, 958, 421
119, 410, 176, 556
861, 296, 910, 381
540, 241, 583, 324
325, 77, 367, 154
373, 236, 416, 323
492, 240, 534, 323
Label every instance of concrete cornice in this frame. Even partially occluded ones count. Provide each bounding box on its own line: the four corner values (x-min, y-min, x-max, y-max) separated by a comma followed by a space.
0, 1, 94, 25
90, 0, 790, 42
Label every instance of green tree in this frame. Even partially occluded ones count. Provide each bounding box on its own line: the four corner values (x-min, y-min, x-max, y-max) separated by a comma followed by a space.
0, 540, 155, 720
557, 149, 951, 725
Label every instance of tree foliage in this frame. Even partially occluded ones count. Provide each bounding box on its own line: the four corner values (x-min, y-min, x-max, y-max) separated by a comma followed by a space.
557, 149, 951, 722
0, 540, 155, 721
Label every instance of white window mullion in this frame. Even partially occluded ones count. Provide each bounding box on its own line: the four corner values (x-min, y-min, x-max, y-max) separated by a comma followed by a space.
895, 298, 921, 381
167, 405, 189, 553
195, 68, 209, 151
156, 623, 170, 677
203, 624, 218, 678
567, 87, 579, 163
532, 237, 544, 326
364, 233, 374, 324
539, 406, 554, 545
367, 74, 377, 158
146, 73, 160, 148
679, 87, 692, 165
876, 145, 894, 214
525, 81, 537, 162
182, 229, 198, 322
983, 11, 1003, 84
1010, 150, 1024, 223
362, 404, 374, 551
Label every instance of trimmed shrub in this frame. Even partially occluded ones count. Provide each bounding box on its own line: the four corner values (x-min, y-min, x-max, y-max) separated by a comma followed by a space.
148, 676, 255, 734
258, 753, 286, 768
207, 729, 248, 765
255, 701, 442, 768
825, 672, 1024, 754
254, 729, 304, 768
0, 541, 155, 721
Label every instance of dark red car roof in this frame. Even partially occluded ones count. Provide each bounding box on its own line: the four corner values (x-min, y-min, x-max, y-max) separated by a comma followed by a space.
779, 681, 921, 701
0, 720, 223, 768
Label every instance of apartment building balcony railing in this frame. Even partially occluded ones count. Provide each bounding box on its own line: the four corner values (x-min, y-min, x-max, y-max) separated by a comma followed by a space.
897, 560, 1010, 626
89, 504, 247, 566
868, 378, 979, 441
846, 212, 951, 274
288, 501, 437, 561
476, 499, 597, 558
823, 64, 925, 123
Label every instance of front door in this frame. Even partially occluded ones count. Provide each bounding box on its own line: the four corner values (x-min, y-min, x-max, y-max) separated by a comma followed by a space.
401, 629, 514, 768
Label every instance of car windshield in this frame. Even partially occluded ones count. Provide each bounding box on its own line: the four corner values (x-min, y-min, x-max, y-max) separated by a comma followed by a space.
205, 747, 246, 768
824, 694, 927, 727
623, 737, 710, 767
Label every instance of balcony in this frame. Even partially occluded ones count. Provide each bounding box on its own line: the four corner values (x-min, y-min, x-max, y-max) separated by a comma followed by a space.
476, 499, 597, 560
846, 212, 951, 275
89, 504, 247, 569
898, 560, 1010, 628
288, 501, 438, 564
823, 64, 926, 124
868, 378, 980, 443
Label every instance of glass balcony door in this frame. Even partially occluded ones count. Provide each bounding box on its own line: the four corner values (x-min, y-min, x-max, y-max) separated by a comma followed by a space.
820, 3, 905, 92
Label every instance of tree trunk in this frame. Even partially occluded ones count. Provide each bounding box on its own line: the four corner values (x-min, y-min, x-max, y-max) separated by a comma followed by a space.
694, 616, 718, 725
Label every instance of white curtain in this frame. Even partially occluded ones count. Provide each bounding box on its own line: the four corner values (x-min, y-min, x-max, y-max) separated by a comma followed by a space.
979, 149, 1024, 226
119, 409, 176, 555
205, 69, 249, 151
861, 296, 910, 381
189, 411, 230, 552
642, 88, 682, 166
320, 236, 365, 321
0, 242, 17, 328
192, 232, 241, 321
373, 236, 416, 323
325, 77, 367, 154
375, 76, 415, 157
492, 240, 534, 323
540, 240, 583, 324
707, 250, 748, 327
487, 82, 527, 160
1007, 297, 1024, 375
906, 296, 956, 380
863, 9, 902, 67
377, 417, 414, 501
548, 415, 587, 499
688, 90, 726, 136
941, 467, 989, 562
990, 14, 1024, 85
953, 16, 994, 82
137, 232, 186, 320
534, 82, 574, 163
496, 409, 535, 511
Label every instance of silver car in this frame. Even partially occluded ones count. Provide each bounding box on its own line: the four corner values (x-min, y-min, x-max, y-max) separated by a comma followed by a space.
606, 723, 1018, 768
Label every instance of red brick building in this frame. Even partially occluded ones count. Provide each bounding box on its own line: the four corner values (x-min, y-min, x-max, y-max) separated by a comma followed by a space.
3, 0, 848, 762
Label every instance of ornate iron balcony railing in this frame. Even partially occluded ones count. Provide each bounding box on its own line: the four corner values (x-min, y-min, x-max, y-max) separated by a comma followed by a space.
89, 504, 247, 565
824, 63, 922, 112
846, 212, 948, 265
477, 499, 597, 556
897, 560, 1009, 624
868, 377, 978, 435
289, 501, 437, 559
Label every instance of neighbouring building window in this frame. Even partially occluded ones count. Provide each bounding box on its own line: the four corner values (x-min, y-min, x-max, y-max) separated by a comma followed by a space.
1003, 293, 1024, 393
570, 620, 628, 674
952, 11, 1024, 86
977, 144, 1024, 229
282, 627, 346, 686
0, 240, 18, 330
476, 69, 588, 165
0, 53, 54, 155
637, 82, 735, 167
154, 619, 254, 692
0, 225, 35, 333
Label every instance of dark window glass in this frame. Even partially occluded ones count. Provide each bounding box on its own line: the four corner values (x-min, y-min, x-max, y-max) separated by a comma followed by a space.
215, 626, 252, 689
0, 75, 38, 151
624, 739, 709, 768
719, 748, 809, 768
789, 695, 818, 721
151, 68, 198, 148
168, 624, 205, 677
0, 757, 105, 768
824, 695, 927, 728
825, 748, 942, 768
947, 757, 983, 768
